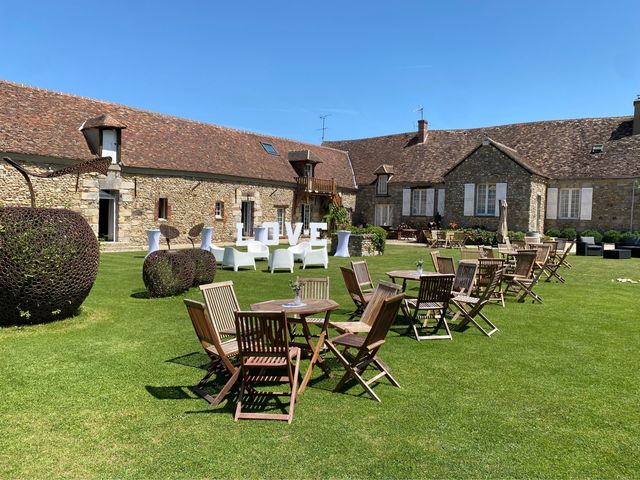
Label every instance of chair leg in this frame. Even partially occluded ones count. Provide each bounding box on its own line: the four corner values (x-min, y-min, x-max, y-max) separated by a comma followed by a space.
288, 349, 301, 424
234, 377, 245, 422
210, 368, 240, 406
372, 357, 400, 388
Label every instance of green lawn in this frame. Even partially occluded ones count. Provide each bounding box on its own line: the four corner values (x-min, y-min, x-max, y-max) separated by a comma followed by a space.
1, 245, 639, 479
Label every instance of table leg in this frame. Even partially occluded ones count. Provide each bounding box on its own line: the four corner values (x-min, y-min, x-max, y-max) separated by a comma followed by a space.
298, 310, 333, 394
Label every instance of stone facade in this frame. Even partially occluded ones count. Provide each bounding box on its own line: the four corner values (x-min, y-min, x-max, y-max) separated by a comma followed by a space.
0, 155, 356, 246
330, 233, 380, 256
444, 145, 544, 232
544, 178, 639, 232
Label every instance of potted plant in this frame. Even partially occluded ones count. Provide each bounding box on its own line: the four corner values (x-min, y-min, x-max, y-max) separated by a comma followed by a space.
289, 280, 304, 306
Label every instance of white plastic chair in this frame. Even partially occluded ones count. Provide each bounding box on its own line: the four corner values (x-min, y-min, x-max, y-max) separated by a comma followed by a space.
247, 240, 269, 260
302, 246, 329, 269
222, 247, 256, 272
287, 241, 310, 262
268, 249, 294, 274
209, 244, 225, 263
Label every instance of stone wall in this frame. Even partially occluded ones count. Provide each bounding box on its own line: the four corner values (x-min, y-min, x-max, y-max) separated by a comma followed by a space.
0, 155, 357, 246
444, 145, 537, 232
544, 178, 639, 232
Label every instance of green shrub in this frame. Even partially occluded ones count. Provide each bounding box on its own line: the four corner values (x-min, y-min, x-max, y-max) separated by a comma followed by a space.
508, 230, 525, 241
463, 228, 497, 246
579, 229, 603, 243
619, 231, 640, 242
349, 225, 387, 254
560, 228, 577, 240
545, 228, 562, 238
602, 230, 622, 244
142, 250, 195, 297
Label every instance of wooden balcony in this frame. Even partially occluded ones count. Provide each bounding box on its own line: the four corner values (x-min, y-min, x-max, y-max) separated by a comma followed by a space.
295, 176, 336, 196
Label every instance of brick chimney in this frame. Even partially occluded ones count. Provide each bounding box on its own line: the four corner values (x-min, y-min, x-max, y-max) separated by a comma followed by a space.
634, 96, 640, 135
418, 119, 428, 143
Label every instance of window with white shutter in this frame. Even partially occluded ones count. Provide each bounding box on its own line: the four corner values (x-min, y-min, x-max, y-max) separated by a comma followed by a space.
476, 183, 496, 216
425, 188, 435, 216
374, 204, 392, 226
580, 187, 593, 220
495, 183, 507, 217
463, 184, 475, 216
558, 188, 580, 219
411, 189, 428, 216
546, 188, 558, 219
402, 188, 411, 216
437, 189, 445, 216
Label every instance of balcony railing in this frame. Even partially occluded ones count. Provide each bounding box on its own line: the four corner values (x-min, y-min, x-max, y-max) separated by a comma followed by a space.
295, 176, 336, 195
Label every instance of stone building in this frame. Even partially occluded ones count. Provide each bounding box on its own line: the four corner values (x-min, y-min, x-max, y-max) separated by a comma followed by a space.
326, 101, 640, 233
0, 81, 357, 246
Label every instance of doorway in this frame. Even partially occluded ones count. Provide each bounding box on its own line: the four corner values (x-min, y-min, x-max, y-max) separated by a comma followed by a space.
98, 190, 118, 242
241, 200, 254, 237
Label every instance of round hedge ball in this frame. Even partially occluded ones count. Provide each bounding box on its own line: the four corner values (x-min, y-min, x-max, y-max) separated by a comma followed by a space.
142, 250, 195, 298
185, 248, 217, 286
0, 207, 100, 326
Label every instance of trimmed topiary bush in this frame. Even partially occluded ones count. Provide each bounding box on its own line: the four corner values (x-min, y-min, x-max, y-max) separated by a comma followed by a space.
545, 228, 562, 238
143, 250, 195, 298
184, 249, 217, 286
602, 230, 622, 244
560, 228, 577, 240
0, 207, 100, 325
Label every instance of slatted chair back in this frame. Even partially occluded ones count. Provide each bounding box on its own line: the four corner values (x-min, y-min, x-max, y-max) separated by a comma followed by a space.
437, 230, 448, 242
469, 268, 503, 315
361, 293, 405, 353
436, 255, 456, 275
361, 280, 403, 327
297, 276, 329, 300
513, 251, 537, 278
460, 248, 482, 260
430, 250, 440, 272
453, 262, 477, 294
235, 310, 290, 359
556, 238, 567, 251
534, 244, 552, 266
200, 281, 241, 341
558, 240, 575, 261
184, 299, 218, 353
351, 260, 374, 292
417, 274, 455, 307
452, 230, 466, 247
477, 258, 505, 288
341, 266, 367, 305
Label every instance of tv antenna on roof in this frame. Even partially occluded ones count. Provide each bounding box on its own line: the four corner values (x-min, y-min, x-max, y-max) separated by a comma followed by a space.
318, 114, 331, 142
415, 105, 424, 121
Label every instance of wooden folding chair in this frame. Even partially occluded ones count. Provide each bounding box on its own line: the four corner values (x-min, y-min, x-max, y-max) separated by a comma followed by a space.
351, 260, 374, 293
436, 255, 456, 275
450, 231, 466, 248
326, 293, 405, 402
436, 230, 449, 248
460, 247, 482, 260
406, 274, 455, 341
556, 239, 573, 268
451, 267, 502, 337
427, 230, 440, 248
513, 250, 549, 304
502, 251, 536, 296
476, 258, 505, 307
453, 261, 477, 296
430, 250, 440, 272
341, 267, 373, 320
183, 299, 239, 406
481, 246, 495, 258
330, 281, 402, 334
234, 311, 301, 423
544, 241, 574, 283
287, 276, 330, 344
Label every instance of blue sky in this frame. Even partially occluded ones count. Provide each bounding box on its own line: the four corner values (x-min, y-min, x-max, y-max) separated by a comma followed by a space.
2, 1, 639, 143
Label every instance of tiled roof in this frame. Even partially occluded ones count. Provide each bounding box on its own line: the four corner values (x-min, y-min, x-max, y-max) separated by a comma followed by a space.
373, 164, 394, 175
325, 115, 640, 184
0, 80, 356, 189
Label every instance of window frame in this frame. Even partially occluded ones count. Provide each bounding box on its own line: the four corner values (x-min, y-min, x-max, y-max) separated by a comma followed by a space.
411, 188, 428, 216
158, 197, 169, 220
260, 142, 278, 155
475, 183, 496, 216
214, 201, 224, 219
301, 203, 310, 231
376, 174, 388, 195
374, 204, 392, 226
276, 207, 286, 236
558, 188, 580, 219
304, 163, 313, 178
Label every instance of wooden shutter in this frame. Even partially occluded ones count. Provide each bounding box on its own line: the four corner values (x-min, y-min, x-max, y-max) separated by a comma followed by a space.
495, 183, 507, 217
402, 188, 411, 216
463, 184, 475, 216
580, 187, 593, 220
154, 198, 159, 222
166, 199, 173, 222
546, 187, 558, 219
437, 188, 445, 215
425, 188, 435, 216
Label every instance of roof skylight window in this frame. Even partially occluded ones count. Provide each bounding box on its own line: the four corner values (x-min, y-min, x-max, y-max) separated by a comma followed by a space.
261, 142, 278, 155
591, 144, 604, 154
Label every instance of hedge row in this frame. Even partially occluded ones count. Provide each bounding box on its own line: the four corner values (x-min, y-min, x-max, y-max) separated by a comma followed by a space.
544, 228, 640, 243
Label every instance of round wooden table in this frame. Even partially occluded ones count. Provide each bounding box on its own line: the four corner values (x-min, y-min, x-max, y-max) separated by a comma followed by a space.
251, 298, 339, 394
386, 270, 441, 291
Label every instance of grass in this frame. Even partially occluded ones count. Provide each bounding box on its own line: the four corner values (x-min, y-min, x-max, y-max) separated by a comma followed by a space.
1, 245, 639, 479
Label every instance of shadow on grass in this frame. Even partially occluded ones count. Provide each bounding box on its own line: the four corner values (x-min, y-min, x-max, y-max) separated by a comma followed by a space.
130, 290, 150, 299
166, 351, 210, 370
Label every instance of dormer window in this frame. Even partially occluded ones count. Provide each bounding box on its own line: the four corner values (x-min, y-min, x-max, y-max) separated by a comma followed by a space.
591, 144, 604, 154
304, 163, 313, 177
261, 142, 278, 155
376, 174, 389, 195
